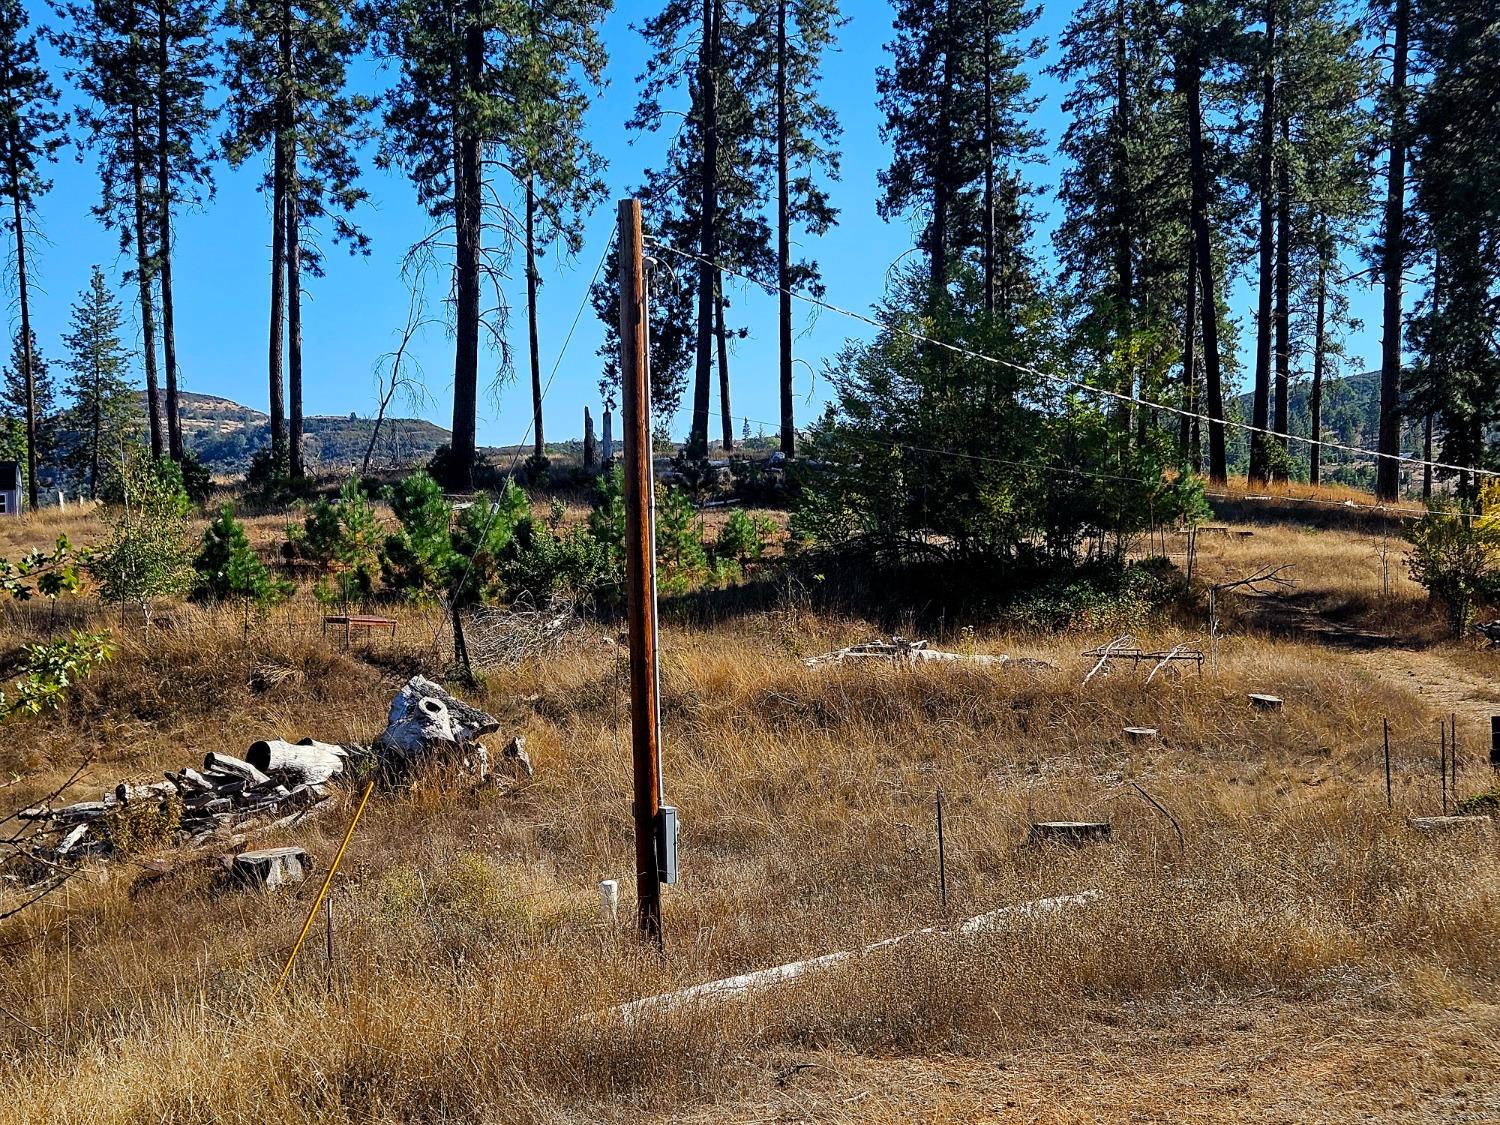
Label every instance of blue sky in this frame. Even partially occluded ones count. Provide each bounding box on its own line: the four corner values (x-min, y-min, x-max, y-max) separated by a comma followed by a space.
15, 0, 1385, 449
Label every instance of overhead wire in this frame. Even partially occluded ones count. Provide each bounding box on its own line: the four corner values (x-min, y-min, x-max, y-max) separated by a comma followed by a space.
647, 238, 1498, 483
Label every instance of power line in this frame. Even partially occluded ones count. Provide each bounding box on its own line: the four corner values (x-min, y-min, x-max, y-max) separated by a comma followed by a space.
647, 238, 1498, 483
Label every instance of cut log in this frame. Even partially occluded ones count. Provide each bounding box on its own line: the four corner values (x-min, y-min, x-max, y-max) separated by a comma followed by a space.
1247, 694, 1284, 710
115, 781, 177, 805
202, 753, 272, 788
1028, 821, 1112, 846
245, 740, 346, 786
1123, 727, 1159, 741
52, 802, 109, 822
231, 847, 311, 890
55, 823, 90, 857
1408, 815, 1491, 834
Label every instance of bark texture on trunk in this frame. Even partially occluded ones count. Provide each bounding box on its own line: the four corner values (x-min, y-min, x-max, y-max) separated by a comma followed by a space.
1272, 112, 1291, 480
689, 0, 720, 460
129, 98, 163, 461
1249, 0, 1277, 485
448, 5, 485, 492
526, 173, 543, 461
716, 270, 732, 452
1183, 42, 1227, 482
156, 9, 182, 462
287, 183, 304, 478
1376, 0, 1410, 502
775, 0, 794, 456
1309, 257, 1327, 485
6, 148, 38, 509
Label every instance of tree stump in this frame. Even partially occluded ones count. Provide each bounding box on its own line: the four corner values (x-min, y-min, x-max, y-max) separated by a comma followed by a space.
1123, 727, 1159, 741
231, 847, 311, 891
1247, 694, 1284, 711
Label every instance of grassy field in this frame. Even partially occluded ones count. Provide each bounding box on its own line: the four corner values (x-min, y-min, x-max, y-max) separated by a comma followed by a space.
1, 495, 1498, 1123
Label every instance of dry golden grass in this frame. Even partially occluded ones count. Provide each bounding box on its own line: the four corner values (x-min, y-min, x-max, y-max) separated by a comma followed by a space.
0, 503, 1497, 1122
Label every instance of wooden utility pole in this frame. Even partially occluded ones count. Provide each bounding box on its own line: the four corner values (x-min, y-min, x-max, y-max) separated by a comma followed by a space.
618, 198, 664, 944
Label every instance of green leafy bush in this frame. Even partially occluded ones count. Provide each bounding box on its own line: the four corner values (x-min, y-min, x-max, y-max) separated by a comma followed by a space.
1406, 497, 1500, 637
92, 450, 196, 625
0, 631, 115, 720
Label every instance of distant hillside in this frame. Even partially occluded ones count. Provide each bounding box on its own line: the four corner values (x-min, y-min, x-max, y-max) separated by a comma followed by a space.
1224, 369, 1426, 487
135, 391, 451, 474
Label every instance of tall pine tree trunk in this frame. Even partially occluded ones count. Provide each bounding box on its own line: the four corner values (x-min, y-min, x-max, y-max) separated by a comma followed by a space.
1272, 112, 1290, 480
5, 142, 38, 510
1113, 0, 1135, 442
526, 172, 543, 461
1376, 0, 1409, 502
689, 0, 720, 460
88, 372, 101, 500
129, 98, 163, 462
155, 6, 182, 462
982, 0, 995, 316
449, 2, 484, 492
716, 271, 732, 451
268, 127, 287, 464
1422, 412, 1432, 500
776, 0, 794, 456
284, 16, 303, 480
1249, 0, 1277, 485
287, 174, 304, 479
930, 0, 956, 299
1180, 234, 1197, 459
1309, 255, 1326, 486
1183, 39, 1226, 483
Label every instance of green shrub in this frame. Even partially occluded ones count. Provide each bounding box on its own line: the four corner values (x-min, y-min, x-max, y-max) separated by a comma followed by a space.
92, 450, 196, 624
1405, 499, 1500, 637
716, 508, 778, 563
0, 631, 115, 720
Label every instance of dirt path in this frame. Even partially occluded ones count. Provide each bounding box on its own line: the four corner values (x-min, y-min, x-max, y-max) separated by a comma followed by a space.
1347, 646, 1500, 731
663, 995, 1500, 1124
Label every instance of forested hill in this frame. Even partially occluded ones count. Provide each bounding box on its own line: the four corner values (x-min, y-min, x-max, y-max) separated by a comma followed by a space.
135, 391, 449, 474
1224, 370, 1427, 486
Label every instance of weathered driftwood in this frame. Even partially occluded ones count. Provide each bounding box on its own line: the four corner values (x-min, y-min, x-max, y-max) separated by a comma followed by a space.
613, 891, 1100, 1023
1408, 815, 1491, 834
377, 675, 500, 764
202, 753, 271, 787
231, 847, 310, 890
1028, 821, 1112, 846
805, 637, 1051, 671
245, 740, 347, 786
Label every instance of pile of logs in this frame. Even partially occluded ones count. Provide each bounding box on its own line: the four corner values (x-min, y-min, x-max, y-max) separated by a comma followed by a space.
16, 742, 350, 864
7, 676, 523, 877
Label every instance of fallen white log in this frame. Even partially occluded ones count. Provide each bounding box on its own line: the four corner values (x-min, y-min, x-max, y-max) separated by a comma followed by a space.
612, 890, 1099, 1023
805, 637, 1045, 670
377, 676, 500, 762
245, 740, 347, 786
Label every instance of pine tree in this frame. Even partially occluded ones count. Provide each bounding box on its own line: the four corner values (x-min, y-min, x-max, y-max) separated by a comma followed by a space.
492, 0, 609, 467
630, 0, 774, 458
758, 0, 842, 457
0, 0, 65, 511
374, 0, 558, 490
1373, 0, 1411, 500
1406, 0, 1500, 495
877, 0, 1043, 305
1053, 0, 1187, 445
223, 0, 372, 480
1247, 0, 1280, 486
1, 328, 57, 482
1173, 0, 1237, 483
1277, 0, 1373, 485
147, 0, 213, 463
61, 266, 137, 499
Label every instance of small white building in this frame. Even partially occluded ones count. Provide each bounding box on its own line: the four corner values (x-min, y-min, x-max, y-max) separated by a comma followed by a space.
0, 460, 20, 517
